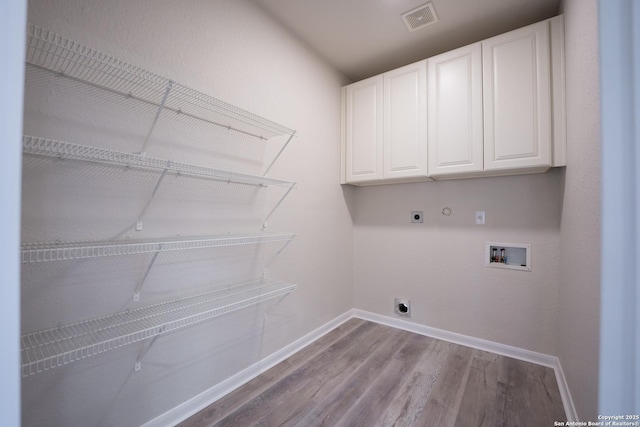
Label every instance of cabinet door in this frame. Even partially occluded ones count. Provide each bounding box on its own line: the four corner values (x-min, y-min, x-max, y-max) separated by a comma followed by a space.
344, 75, 384, 183
383, 61, 428, 180
428, 43, 483, 176
483, 20, 552, 171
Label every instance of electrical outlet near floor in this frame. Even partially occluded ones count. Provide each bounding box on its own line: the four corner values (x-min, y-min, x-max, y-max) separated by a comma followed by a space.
394, 298, 411, 317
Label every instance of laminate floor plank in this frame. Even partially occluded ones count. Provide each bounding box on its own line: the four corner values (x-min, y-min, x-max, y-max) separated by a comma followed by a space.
180, 320, 566, 427
178, 318, 365, 427
333, 333, 434, 427
256, 323, 400, 427
520, 358, 566, 427
215, 322, 396, 426
412, 343, 475, 426
453, 351, 500, 427
496, 355, 528, 426
285, 328, 414, 427
374, 338, 449, 427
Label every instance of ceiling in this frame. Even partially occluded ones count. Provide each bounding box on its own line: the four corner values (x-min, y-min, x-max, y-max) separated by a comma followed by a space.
254, 0, 561, 82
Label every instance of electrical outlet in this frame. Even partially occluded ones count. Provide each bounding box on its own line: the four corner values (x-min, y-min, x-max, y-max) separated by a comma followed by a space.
411, 211, 423, 223
394, 298, 411, 317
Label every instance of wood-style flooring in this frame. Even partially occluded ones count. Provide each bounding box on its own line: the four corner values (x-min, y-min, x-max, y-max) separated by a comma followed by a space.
179, 319, 566, 427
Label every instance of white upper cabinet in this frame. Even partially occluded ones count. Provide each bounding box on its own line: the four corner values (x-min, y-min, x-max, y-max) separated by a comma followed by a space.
383, 61, 428, 181
343, 61, 428, 185
341, 16, 565, 185
427, 43, 483, 177
482, 20, 552, 171
344, 75, 384, 183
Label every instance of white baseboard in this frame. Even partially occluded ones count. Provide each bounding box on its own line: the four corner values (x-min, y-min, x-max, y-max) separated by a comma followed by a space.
553, 357, 579, 422
352, 309, 557, 366
352, 309, 578, 422
143, 309, 577, 426
141, 310, 353, 427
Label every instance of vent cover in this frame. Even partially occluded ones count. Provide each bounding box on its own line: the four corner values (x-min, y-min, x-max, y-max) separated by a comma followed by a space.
402, 2, 439, 32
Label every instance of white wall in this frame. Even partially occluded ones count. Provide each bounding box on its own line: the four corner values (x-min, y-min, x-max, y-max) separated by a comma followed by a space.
353, 170, 563, 355
556, 0, 601, 420
23, 0, 353, 425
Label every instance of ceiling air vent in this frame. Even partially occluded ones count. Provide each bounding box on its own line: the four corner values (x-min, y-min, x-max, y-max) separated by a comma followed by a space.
402, 2, 439, 32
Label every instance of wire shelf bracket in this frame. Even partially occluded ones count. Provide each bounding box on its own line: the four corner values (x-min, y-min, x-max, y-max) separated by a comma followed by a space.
140, 80, 173, 155
129, 165, 168, 237
132, 244, 163, 302
134, 331, 163, 373
262, 186, 295, 231
21, 279, 297, 377
263, 131, 296, 177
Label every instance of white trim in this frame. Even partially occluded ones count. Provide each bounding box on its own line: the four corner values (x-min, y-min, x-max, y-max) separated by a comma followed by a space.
0, 0, 27, 426
141, 311, 353, 427
554, 356, 579, 422
352, 310, 577, 422
352, 309, 556, 366
143, 309, 578, 425
598, 0, 640, 416
550, 15, 567, 167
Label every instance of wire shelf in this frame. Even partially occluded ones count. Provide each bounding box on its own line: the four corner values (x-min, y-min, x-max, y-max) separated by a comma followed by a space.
21, 279, 297, 377
21, 232, 296, 264
26, 24, 295, 140
23, 135, 296, 189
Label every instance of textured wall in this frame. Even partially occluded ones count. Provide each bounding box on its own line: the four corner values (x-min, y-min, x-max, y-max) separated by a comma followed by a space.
557, 0, 601, 420
353, 170, 563, 355
23, 0, 353, 425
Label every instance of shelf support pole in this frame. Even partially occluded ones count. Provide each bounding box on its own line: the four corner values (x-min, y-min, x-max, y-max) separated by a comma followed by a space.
262, 132, 295, 177
135, 164, 170, 232
133, 243, 163, 301
134, 328, 165, 372
140, 80, 174, 155
262, 185, 294, 230
264, 236, 295, 270
110, 164, 169, 239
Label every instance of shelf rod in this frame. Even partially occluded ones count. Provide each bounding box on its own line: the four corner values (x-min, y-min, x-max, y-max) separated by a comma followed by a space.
108, 165, 169, 240
265, 236, 296, 270
27, 62, 274, 141
134, 331, 163, 372
263, 131, 296, 177
262, 185, 295, 230
132, 244, 163, 302
134, 166, 167, 233
140, 80, 173, 155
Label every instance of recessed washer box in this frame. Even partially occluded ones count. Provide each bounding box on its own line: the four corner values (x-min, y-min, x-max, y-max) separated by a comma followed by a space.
485, 242, 531, 271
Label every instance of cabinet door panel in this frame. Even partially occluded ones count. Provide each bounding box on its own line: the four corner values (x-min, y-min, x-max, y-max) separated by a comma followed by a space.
428, 43, 483, 176
483, 20, 552, 170
345, 76, 383, 182
383, 61, 427, 179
